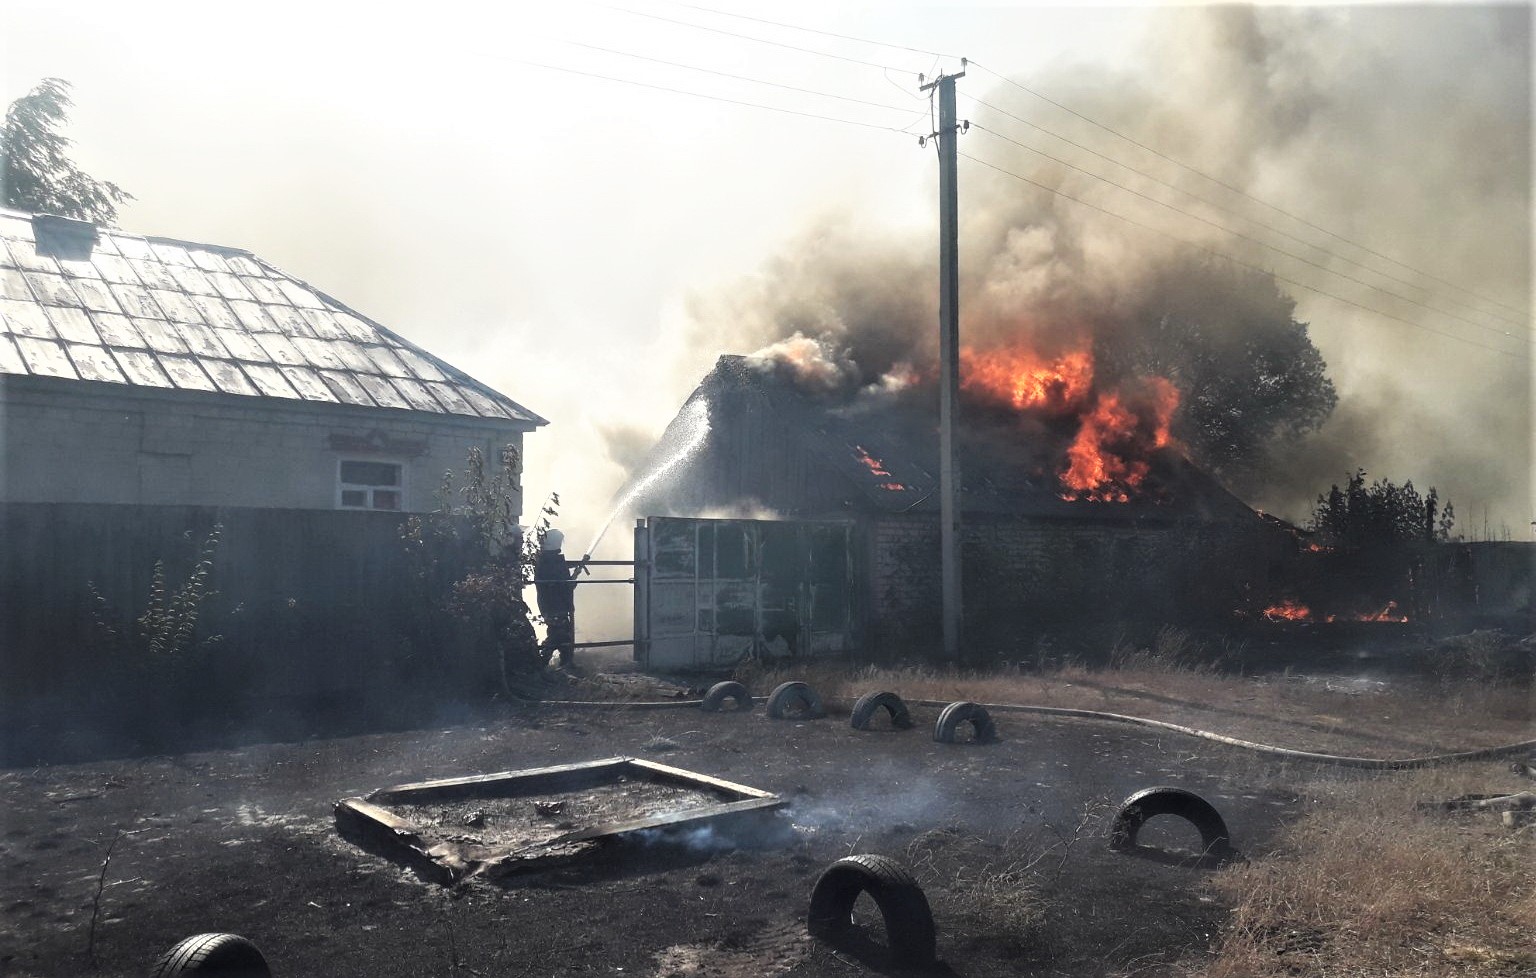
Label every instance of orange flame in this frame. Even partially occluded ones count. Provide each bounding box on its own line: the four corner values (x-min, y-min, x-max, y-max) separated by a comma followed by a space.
853, 445, 906, 491
961, 342, 1179, 502
853, 444, 891, 476
1262, 600, 1313, 621
961, 347, 1092, 413
1355, 601, 1409, 623
1254, 599, 1409, 623
1060, 377, 1180, 501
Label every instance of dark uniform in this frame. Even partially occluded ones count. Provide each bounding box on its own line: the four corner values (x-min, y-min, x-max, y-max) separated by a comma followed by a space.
535, 546, 577, 668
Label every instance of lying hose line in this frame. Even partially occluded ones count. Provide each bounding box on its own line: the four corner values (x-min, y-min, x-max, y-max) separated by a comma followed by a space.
908, 699, 1536, 770
538, 695, 1536, 769
540, 698, 705, 710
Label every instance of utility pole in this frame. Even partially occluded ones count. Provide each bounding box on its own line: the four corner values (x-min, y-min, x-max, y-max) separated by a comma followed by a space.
921, 62, 967, 663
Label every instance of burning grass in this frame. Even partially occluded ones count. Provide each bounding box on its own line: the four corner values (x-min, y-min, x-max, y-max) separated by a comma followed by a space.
1181, 764, 1536, 978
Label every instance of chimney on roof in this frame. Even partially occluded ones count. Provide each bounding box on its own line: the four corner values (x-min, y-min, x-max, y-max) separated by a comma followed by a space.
32, 214, 98, 260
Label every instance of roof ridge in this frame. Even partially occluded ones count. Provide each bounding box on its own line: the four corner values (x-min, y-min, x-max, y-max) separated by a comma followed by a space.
0, 208, 256, 258
134, 233, 254, 258
0, 214, 544, 428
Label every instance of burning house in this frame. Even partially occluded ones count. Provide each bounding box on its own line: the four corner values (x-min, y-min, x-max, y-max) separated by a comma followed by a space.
623, 349, 1290, 660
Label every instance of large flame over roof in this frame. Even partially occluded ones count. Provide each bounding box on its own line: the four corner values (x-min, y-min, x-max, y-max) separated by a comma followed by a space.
961, 341, 1180, 502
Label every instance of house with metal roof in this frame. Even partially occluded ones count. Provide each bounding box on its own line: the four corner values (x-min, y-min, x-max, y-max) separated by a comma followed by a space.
0, 210, 544, 514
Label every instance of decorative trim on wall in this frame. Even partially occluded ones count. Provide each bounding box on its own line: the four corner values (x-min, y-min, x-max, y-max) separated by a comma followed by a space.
326, 429, 428, 457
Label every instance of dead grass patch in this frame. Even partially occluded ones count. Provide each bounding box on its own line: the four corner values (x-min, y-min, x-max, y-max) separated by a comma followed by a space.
1180, 764, 1536, 977
736, 654, 1532, 759
900, 799, 1115, 963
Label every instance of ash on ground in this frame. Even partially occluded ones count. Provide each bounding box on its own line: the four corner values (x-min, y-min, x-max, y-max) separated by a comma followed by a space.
380, 778, 722, 851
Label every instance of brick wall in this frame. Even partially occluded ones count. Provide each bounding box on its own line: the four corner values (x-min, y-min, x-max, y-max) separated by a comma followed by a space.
1, 375, 530, 513
867, 513, 1281, 658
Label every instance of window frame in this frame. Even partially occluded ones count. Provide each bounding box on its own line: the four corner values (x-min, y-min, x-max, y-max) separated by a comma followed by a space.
336, 457, 406, 512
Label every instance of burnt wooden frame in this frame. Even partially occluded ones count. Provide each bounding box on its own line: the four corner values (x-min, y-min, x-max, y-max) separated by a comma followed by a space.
335, 756, 785, 884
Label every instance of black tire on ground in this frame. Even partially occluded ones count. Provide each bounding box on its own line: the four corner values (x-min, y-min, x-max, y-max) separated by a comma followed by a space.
807, 853, 937, 966
933, 701, 997, 743
700, 681, 753, 712
766, 681, 825, 720
849, 691, 914, 731
149, 933, 272, 978
1109, 786, 1234, 860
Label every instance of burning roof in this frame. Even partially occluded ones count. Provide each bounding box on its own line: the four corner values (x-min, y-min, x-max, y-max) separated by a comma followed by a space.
621, 354, 1258, 523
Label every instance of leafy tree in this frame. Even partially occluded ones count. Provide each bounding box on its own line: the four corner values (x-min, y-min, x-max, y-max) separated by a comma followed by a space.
1311, 469, 1454, 549
1100, 258, 1337, 477
403, 445, 555, 693
1298, 470, 1456, 621
3, 78, 132, 223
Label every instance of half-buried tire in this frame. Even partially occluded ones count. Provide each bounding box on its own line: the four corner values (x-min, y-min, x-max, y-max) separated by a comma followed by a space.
149, 933, 271, 978
700, 680, 753, 712
1109, 786, 1235, 861
850, 691, 914, 731
766, 681, 825, 720
807, 854, 937, 966
933, 701, 997, 743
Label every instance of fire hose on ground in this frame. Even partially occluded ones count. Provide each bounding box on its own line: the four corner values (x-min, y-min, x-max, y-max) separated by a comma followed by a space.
538, 687, 1536, 770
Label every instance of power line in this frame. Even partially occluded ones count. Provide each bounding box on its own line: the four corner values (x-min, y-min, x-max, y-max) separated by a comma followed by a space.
514, 58, 919, 134
969, 61, 1530, 321
601, 6, 1526, 323
604, 5, 920, 74
558, 39, 925, 120
500, 18, 1525, 361
969, 95, 1528, 333
959, 150, 1528, 362
673, 3, 959, 60
969, 124, 1524, 346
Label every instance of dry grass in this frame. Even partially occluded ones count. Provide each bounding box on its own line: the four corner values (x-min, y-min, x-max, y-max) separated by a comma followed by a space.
740, 642, 1534, 974
904, 828, 1051, 939
737, 641, 1533, 759
1181, 764, 1536, 977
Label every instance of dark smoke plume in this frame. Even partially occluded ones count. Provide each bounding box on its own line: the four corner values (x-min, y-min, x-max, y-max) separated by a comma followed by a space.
682, 6, 1530, 531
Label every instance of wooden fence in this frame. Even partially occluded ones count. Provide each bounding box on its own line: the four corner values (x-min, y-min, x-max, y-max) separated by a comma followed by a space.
0, 503, 493, 760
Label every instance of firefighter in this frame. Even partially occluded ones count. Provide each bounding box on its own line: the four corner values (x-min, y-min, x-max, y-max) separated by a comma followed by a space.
534, 528, 580, 671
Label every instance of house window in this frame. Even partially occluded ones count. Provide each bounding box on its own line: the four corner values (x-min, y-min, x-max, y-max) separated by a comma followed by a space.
338, 460, 403, 511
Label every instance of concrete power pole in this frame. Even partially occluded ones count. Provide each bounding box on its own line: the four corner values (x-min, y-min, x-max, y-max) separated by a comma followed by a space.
922, 63, 966, 662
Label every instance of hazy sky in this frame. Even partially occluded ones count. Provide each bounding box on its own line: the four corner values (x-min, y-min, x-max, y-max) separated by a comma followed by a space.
4, 1, 1530, 563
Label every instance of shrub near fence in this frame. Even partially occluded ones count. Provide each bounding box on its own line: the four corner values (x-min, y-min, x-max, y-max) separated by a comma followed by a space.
0, 502, 486, 762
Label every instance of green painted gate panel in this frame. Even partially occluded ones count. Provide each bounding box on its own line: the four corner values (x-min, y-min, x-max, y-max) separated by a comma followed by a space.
635, 516, 857, 670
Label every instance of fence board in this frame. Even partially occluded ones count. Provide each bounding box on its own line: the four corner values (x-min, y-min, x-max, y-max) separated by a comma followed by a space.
0, 502, 477, 704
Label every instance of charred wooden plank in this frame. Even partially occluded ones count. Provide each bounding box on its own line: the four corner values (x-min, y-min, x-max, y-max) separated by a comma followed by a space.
368, 757, 632, 803
554, 796, 786, 843
335, 798, 469, 885
626, 757, 780, 799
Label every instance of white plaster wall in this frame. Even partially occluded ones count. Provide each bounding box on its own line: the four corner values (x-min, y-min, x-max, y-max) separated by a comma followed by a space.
0, 377, 536, 515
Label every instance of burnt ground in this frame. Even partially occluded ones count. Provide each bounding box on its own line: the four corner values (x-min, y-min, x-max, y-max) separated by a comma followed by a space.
0, 690, 1311, 978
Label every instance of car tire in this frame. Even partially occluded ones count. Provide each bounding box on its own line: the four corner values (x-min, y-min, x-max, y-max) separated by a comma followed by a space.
149, 933, 271, 978
1109, 786, 1234, 860
766, 681, 824, 720
849, 691, 914, 731
807, 853, 936, 965
700, 681, 753, 712
933, 701, 997, 743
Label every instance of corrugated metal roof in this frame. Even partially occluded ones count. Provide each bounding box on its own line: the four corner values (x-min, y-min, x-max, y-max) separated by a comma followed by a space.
0, 209, 545, 426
